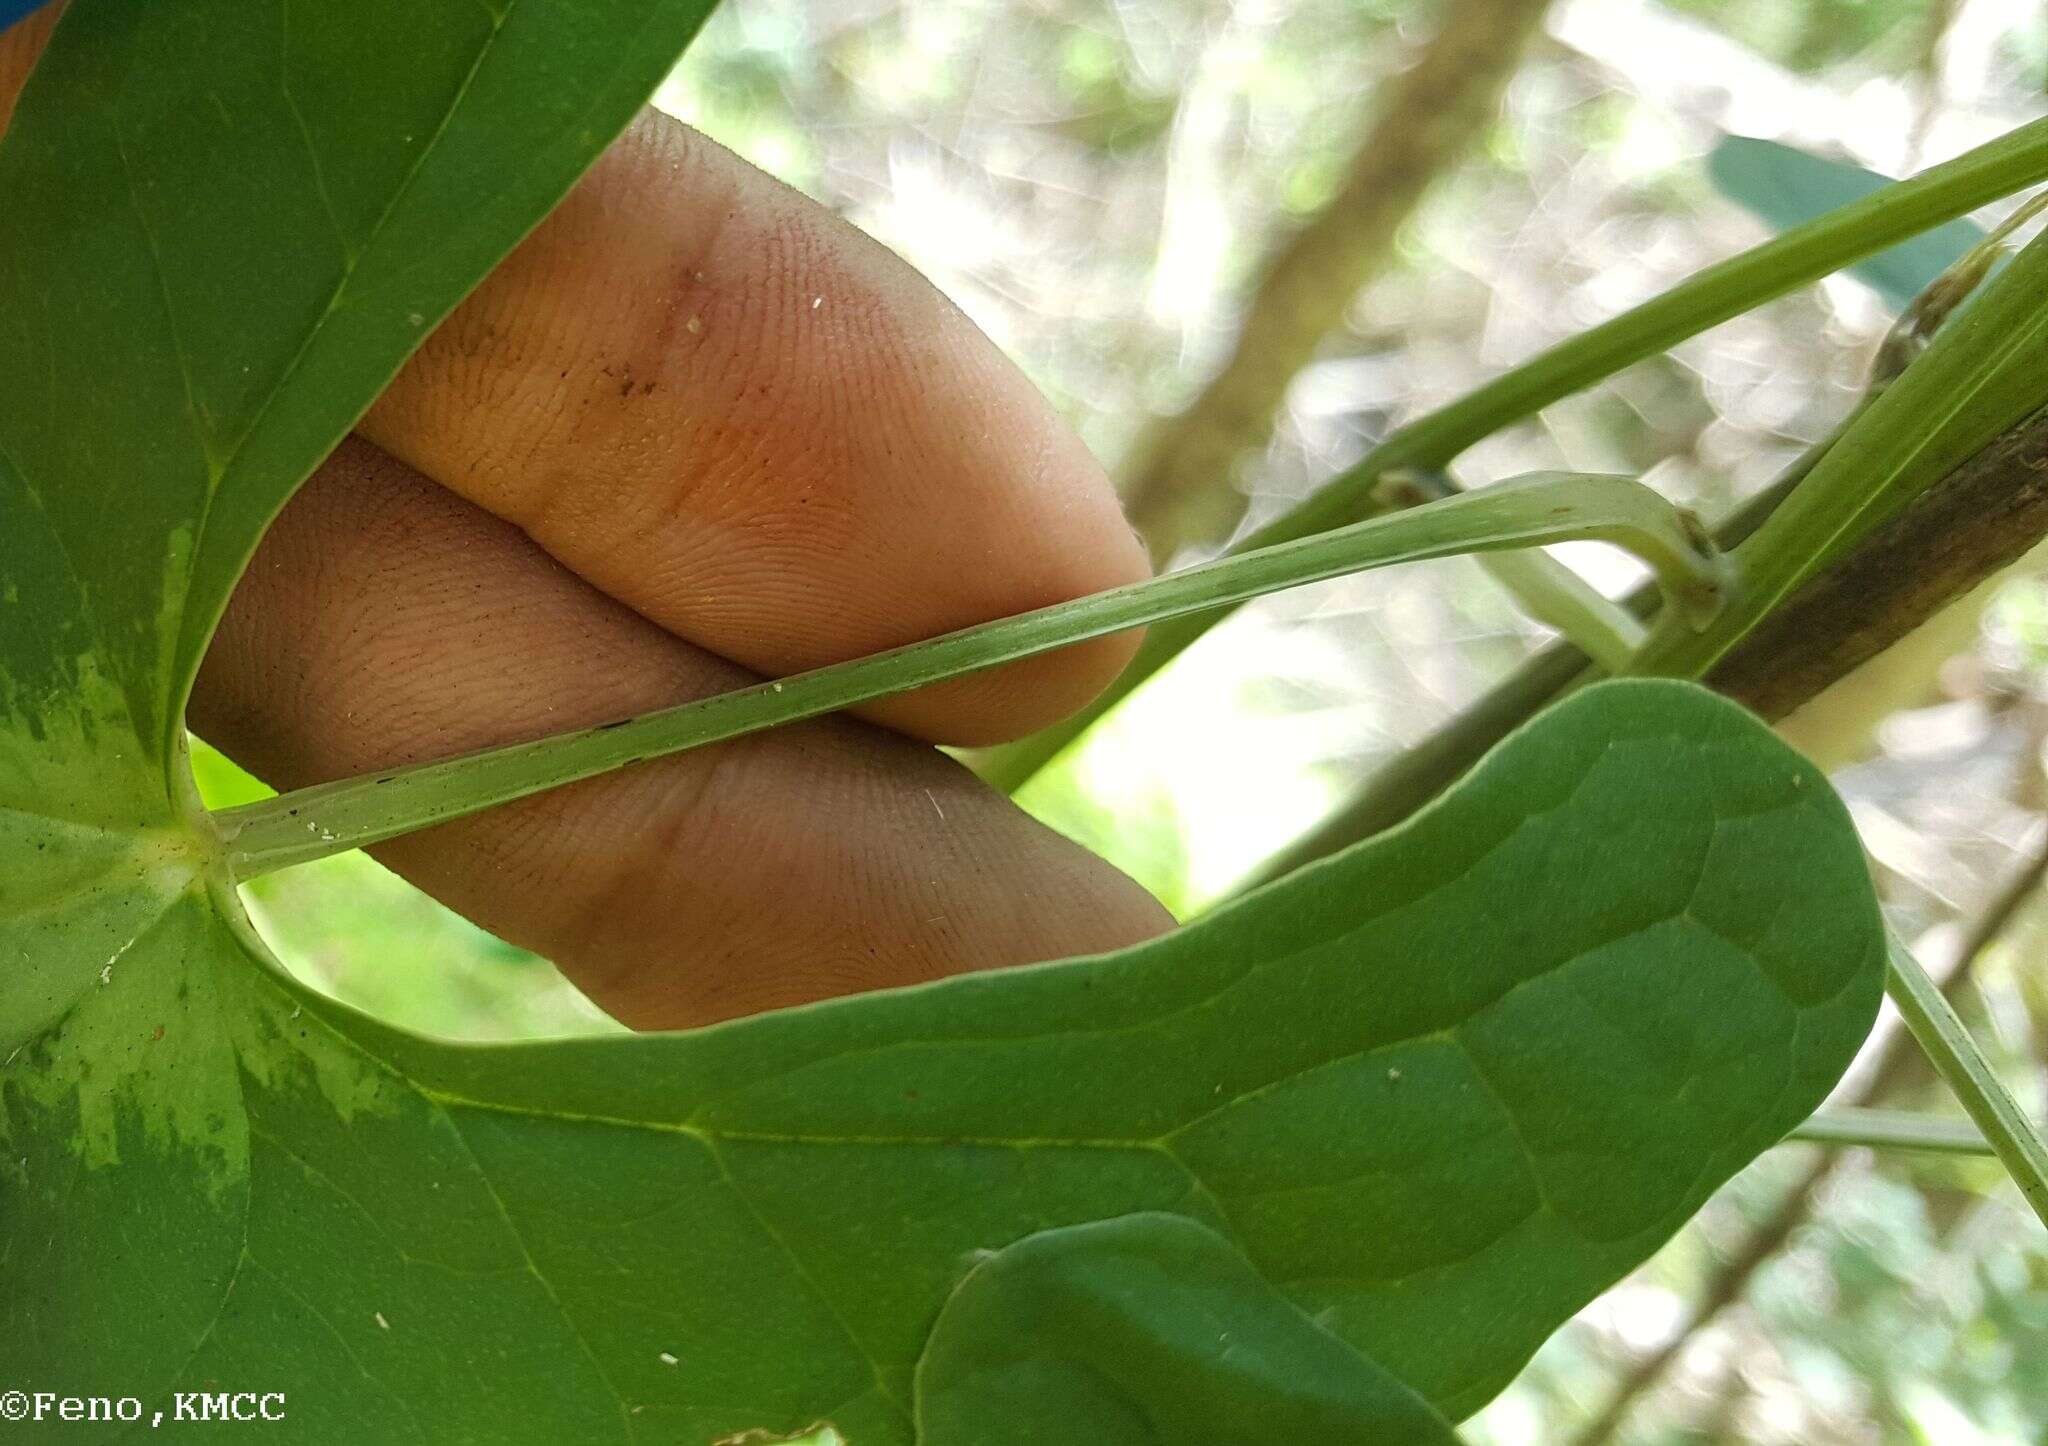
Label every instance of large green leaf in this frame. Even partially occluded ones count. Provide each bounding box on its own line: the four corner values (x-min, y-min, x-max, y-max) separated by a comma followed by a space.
1, 4, 1888, 1440
1708, 135, 1986, 311
7, 673, 1886, 1440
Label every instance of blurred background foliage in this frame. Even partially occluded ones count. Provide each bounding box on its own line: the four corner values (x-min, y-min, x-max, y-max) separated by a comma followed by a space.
194, 0, 2048, 1439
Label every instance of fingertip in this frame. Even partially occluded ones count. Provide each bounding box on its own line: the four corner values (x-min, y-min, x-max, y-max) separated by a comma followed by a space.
193, 438, 1175, 1032
365, 106, 1153, 749
0, 2, 64, 138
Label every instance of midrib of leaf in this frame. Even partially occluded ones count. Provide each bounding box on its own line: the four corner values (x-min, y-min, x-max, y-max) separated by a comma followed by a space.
437, 1106, 641, 1442
278, 1, 355, 267
210, 2, 509, 468
287, 1005, 1419, 1432
230, 958, 899, 1437
237, 1255, 425, 1442
697, 1128, 906, 1418
109, 126, 216, 474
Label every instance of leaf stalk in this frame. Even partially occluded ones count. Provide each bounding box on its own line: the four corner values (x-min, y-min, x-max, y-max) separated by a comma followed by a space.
214, 474, 1716, 877
1786, 1106, 1992, 1157
1884, 934, 2048, 1227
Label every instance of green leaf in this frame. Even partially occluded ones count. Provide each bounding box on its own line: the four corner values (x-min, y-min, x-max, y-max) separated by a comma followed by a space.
6, 676, 1887, 1438
1, 4, 1889, 1436
1708, 135, 1987, 311
0, 0, 720, 1045
913, 1214, 1459, 1444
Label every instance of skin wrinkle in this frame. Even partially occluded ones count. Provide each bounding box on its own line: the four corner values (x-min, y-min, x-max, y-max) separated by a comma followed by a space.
189, 442, 1169, 1028
359, 110, 1149, 747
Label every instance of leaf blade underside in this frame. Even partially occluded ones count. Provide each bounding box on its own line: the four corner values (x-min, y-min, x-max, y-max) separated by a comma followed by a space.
6, 680, 1882, 1441
0, 4, 1888, 1442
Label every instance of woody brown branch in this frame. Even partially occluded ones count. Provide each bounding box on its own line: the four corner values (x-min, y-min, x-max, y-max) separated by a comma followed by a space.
1711, 405, 2048, 716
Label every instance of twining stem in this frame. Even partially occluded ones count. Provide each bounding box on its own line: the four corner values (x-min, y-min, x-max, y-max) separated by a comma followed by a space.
212, 473, 1721, 877
1632, 220, 2048, 682
979, 114, 2048, 792
1884, 934, 2048, 1228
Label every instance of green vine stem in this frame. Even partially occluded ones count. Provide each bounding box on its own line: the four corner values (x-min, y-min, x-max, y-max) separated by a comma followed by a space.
1787, 1107, 1993, 1157
212, 472, 1721, 877
978, 116, 2048, 792
1632, 216, 2048, 682
1885, 935, 2048, 1226
1477, 548, 1647, 673
1232, 198, 2043, 896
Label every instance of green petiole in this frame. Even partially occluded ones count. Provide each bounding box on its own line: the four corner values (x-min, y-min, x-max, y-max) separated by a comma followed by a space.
213, 473, 1720, 877
1787, 1106, 1995, 1158
1885, 934, 2048, 1227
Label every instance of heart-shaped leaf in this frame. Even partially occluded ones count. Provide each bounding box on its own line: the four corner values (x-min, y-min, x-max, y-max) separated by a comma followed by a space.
1, 5, 1887, 1441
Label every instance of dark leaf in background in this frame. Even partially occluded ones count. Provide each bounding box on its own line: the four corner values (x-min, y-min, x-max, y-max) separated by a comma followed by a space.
1709, 134, 1986, 310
